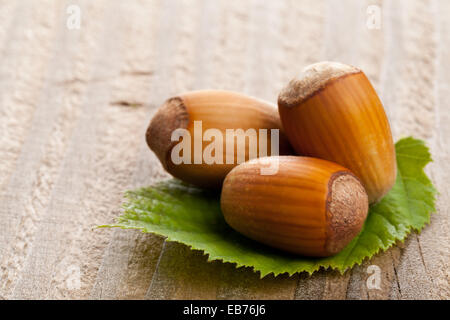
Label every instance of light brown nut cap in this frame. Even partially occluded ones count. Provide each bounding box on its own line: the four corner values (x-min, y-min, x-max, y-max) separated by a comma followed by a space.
325, 172, 368, 255
145, 97, 189, 170
278, 61, 361, 108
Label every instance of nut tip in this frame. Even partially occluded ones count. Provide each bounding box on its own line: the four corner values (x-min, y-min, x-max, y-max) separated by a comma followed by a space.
146, 97, 189, 169
278, 61, 361, 109
325, 172, 369, 255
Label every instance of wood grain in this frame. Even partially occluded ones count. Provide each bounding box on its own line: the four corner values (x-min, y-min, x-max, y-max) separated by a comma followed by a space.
0, 0, 448, 300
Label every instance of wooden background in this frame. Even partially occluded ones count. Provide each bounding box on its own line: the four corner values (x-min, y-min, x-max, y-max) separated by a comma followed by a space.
0, 0, 448, 300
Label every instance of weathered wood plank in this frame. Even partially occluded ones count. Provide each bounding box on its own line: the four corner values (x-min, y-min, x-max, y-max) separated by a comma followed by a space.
381, 0, 439, 300
0, 0, 55, 190
90, 0, 178, 299
0, 0, 67, 298
7, 1, 142, 299
417, 0, 450, 299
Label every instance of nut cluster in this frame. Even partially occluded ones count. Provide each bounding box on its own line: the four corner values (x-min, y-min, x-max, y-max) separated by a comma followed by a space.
146, 61, 396, 257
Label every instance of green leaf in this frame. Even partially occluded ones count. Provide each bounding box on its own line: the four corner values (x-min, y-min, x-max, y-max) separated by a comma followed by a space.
99, 137, 437, 277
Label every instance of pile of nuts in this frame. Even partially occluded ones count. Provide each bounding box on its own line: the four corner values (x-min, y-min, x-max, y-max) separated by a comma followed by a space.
146, 61, 396, 257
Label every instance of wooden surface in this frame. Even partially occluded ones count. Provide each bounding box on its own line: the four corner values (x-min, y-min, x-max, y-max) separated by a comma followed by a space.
0, 0, 448, 300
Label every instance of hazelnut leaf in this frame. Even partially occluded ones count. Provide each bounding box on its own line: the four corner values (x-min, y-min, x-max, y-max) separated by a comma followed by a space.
99, 137, 436, 277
